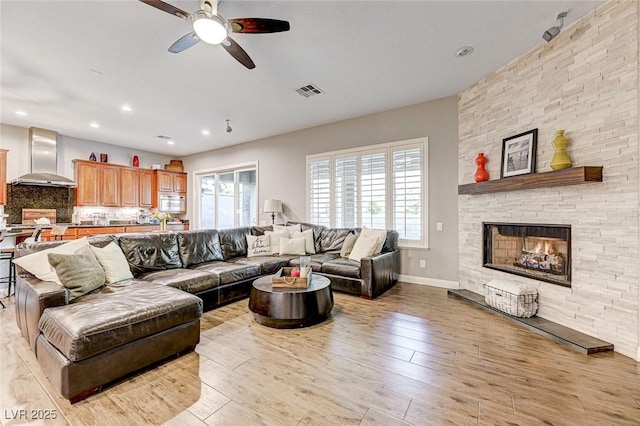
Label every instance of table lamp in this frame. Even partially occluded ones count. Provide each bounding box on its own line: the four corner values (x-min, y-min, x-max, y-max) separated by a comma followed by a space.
263, 199, 283, 224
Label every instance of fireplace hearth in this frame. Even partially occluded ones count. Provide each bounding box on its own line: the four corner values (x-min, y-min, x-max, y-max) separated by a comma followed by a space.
483, 222, 571, 287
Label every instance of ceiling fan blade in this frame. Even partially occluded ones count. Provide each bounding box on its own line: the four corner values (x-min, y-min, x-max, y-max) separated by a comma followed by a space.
138, 0, 189, 19
228, 18, 290, 33
169, 32, 200, 53
221, 37, 256, 69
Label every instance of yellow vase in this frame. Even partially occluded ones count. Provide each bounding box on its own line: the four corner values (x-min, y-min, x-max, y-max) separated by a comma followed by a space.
550, 129, 572, 171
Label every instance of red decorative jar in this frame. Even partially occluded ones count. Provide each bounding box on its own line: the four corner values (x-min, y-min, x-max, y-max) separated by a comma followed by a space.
475, 153, 489, 182
133, 155, 139, 167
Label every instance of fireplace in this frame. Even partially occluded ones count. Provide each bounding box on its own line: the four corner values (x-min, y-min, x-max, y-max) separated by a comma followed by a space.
483, 222, 571, 287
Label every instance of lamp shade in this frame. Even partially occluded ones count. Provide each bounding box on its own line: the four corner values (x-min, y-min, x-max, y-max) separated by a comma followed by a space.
263, 199, 283, 213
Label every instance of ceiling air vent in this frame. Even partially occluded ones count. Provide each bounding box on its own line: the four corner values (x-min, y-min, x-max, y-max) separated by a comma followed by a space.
295, 84, 323, 98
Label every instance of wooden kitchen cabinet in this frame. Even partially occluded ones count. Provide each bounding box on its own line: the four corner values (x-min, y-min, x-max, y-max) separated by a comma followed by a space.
40, 227, 78, 241
120, 167, 139, 207
76, 226, 125, 237
74, 160, 100, 205
155, 170, 187, 193
100, 165, 121, 207
0, 149, 8, 205
138, 169, 154, 208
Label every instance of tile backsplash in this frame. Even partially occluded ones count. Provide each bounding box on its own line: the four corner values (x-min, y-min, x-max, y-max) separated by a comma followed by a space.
5, 184, 75, 224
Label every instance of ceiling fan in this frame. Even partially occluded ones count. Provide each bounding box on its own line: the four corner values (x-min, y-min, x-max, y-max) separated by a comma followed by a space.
139, 0, 290, 69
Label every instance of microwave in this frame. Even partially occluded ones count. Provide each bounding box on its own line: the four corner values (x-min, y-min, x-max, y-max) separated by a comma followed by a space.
159, 194, 186, 213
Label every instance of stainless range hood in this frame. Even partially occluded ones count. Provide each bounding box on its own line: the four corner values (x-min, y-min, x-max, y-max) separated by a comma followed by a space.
10, 127, 77, 187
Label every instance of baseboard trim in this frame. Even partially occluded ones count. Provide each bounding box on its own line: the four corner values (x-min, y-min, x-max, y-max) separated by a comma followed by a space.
398, 274, 459, 289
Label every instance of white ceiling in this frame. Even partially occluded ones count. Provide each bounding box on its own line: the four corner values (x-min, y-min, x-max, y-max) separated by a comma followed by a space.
1, 0, 604, 156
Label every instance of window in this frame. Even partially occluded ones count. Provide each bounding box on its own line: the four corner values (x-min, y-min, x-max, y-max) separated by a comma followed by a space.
196, 164, 257, 229
307, 138, 427, 248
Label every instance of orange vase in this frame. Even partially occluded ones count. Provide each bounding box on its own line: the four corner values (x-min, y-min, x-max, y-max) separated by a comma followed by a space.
475, 153, 489, 182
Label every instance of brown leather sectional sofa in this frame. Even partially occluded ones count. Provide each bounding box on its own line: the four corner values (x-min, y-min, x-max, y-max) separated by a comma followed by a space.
14, 222, 399, 402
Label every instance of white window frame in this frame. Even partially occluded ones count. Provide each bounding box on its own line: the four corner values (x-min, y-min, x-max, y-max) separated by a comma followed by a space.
192, 161, 259, 230
306, 137, 428, 249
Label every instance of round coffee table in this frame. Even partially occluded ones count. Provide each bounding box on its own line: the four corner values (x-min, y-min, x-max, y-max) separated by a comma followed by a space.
248, 274, 333, 328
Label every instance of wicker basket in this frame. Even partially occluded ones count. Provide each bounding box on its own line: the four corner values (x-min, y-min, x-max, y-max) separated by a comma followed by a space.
484, 280, 538, 318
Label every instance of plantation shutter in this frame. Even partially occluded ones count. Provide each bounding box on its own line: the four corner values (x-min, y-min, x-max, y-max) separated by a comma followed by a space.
360, 151, 386, 229
334, 156, 357, 228
308, 157, 331, 226
392, 144, 423, 242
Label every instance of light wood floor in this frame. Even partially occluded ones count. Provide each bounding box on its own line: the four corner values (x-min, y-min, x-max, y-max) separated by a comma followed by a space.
2, 283, 640, 425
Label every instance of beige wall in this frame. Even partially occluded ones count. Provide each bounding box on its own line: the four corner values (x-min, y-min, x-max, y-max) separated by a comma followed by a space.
183, 96, 459, 283
458, 0, 640, 360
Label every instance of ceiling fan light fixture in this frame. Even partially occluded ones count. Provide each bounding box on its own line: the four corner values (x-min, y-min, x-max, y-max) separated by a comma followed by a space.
191, 11, 229, 45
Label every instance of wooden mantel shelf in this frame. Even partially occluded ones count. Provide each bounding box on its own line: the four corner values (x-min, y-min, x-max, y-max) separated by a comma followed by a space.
458, 166, 603, 195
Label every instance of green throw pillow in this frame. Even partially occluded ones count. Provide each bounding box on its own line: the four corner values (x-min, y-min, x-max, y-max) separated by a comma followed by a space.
48, 245, 106, 301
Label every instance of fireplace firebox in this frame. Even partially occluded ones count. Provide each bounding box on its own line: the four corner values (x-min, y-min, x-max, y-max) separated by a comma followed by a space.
483, 222, 571, 287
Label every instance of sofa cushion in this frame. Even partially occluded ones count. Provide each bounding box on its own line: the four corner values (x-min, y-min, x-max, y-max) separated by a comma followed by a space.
228, 256, 292, 275
290, 252, 340, 272
47, 245, 106, 301
360, 226, 387, 254
318, 228, 354, 252
138, 268, 219, 293
288, 222, 325, 253
264, 230, 289, 254
340, 232, 359, 258
13, 237, 91, 284
190, 261, 260, 285
246, 234, 272, 257
118, 233, 182, 275
90, 242, 134, 284
177, 229, 224, 266
291, 229, 316, 254
38, 280, 202, 362
321, 258, 362, 279
349, 233, 379, 262
218, 227, 253, 260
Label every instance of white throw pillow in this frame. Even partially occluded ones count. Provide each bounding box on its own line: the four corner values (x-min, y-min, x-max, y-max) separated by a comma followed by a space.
348, 234, 379, 262
13, 237, 90, 284
361, 226, 387, 254
279, 237, 306, 255
90, 242, 134, 283
246, 234, 272, 258
340, 233, 359, 258
264, 230, 289, 255
290, 229, 316, 254
273, 224, 302, 237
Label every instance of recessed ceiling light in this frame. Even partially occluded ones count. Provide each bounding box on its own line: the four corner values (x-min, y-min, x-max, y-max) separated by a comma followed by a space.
167, 140, 175, 145
455, 46, 474, 57
121, 104, 133, 113
90, 122, 100, 128
201, 129, 210, 136
15, 110, 27, 116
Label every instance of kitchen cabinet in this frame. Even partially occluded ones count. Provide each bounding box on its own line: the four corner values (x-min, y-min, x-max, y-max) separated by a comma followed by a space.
40, 227, 78, 241
155, 170, 187, 193
125, 225, 160, 233
138, 169, 154, 208
0, 149, 7, 205
76, 226, 126, 237
120, 167, 139, 207
100, 165, 121, 207
74, 160, 120, 206
74, 160, 100, 205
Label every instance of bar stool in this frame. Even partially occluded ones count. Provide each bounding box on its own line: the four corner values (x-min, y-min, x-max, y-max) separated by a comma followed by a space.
0, 230, 10, 308
0, 227, 43, 304
50, 225, 68, 241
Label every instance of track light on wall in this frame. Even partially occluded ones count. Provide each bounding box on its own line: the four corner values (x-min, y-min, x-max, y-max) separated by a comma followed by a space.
543, 11, 568, 42
225, 119, 232, 133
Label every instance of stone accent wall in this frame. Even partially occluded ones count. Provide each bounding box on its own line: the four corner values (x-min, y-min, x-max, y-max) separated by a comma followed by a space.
458, 0, 640, 360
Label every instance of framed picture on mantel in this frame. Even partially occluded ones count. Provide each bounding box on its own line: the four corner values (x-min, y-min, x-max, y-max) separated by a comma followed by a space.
500, 129, 538, 178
